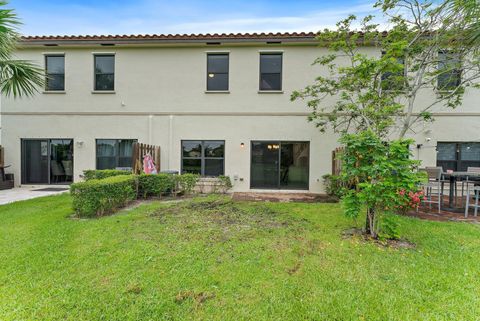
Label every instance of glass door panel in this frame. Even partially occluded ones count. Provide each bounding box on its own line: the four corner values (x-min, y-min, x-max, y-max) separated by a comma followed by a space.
50, 139, 74, 184
280, 142, 309, 189
22, 140, 49, 184
251, 142, 280, 188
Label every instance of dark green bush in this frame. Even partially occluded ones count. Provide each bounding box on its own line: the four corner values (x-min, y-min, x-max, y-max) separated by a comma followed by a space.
83, 169, 132, 181
70, 175, 136, 217
137, 173, 175, 199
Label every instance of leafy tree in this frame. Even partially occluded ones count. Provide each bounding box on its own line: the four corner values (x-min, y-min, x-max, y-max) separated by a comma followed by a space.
292, 0, 480, 139
0, 1, 44, 98
291, 0, 479, 238
340, 130, 424, 238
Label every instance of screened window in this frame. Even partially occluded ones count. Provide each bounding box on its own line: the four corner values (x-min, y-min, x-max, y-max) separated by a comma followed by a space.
207, 54, 229, 91
96, 139, 136, 169
260, 53, 282, 91
94, 55, 115, 91
182, 140, 225, 176
45, 55, 65, 91
437, 51, 461, 91
437, 142, 480, 171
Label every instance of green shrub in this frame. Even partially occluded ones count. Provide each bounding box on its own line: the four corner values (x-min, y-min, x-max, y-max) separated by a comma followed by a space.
174, 174, 200, 195
322, 174, 344, 198
218, 175, 232, 188
137, 174, 175, 199
378, 214, 400, 240
213, 175, 232, 193
70, 175, 136, 217
83, 169, 132, 181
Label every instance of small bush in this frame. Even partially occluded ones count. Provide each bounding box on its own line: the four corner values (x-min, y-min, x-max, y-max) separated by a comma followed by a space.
70, 175, 137, 217
175, 174, 200, 195
83, 169, 132, 181
137, 174, 175, 199
218, 175, 232, 188
378, 214, 400, 240
322, 174, 344, 198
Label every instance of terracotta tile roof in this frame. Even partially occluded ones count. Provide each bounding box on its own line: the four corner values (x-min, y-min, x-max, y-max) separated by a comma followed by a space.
19, 32, 318, 45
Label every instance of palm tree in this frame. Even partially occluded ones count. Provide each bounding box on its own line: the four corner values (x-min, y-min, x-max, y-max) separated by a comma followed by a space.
0, 1, 44, 98
446, 0, 480, 46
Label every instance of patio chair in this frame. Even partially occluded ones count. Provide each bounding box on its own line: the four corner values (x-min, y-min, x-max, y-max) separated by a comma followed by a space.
62, 160, 73, 182
50, 161, 65, 183
464, 185, 480, 218
458, 167, 480, 206
419, 167, 444, 213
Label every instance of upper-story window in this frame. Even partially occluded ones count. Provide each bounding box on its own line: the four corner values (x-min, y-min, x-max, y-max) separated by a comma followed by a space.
45, 55, 65, 91
207, 53, 229, 91
381, 51, 406, 91
259, 53, 282, 91
437, 51, 461, 91
94, 54, 115, 91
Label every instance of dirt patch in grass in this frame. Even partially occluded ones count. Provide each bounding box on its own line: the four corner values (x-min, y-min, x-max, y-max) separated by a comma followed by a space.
342, 228, 415, 249
146, 196, 315, 247
125, 283, 143, 294
152, 197, 293, 230
286, 261, 302, 275
175, 290, 215, 305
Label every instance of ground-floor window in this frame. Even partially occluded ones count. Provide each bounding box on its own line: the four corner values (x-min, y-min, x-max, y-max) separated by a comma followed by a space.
251, 141, 309, 189
181, 140, 225, 176
21, 139, 74, 184
96, 139, 137, 170
437, 142, 480, 171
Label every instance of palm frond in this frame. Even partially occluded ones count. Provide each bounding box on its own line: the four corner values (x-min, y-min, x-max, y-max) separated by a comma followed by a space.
0, 59, 44, 98
0, 1, 20, 59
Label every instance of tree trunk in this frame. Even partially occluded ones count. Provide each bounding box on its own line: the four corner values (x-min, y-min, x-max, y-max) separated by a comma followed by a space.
365, 207, 377, 238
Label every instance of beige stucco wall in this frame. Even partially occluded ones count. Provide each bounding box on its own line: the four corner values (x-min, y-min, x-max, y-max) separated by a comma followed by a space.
2, 43, 480, 192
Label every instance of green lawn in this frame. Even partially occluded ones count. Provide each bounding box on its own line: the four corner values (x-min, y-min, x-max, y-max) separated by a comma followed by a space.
1, 194, 480, 320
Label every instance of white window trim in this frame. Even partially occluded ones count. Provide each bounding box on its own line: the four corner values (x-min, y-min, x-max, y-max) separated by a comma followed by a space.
258, 49, 285, 53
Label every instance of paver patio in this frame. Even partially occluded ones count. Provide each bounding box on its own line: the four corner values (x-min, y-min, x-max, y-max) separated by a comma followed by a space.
0, 186, 69, 205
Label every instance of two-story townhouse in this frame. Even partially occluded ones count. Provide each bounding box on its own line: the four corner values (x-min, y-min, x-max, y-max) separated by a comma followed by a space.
2, 32, 479, 193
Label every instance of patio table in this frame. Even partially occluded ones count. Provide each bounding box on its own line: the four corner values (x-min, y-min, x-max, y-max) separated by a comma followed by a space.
442, 171, 480, 211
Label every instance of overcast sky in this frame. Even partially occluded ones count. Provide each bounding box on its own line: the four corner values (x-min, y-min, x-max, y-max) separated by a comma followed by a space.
10, 0, 383, 36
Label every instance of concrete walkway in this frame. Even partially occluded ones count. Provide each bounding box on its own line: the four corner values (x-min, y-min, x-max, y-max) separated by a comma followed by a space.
0, 186, 69, 205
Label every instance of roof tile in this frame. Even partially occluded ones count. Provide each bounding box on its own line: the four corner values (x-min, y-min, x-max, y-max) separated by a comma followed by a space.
20, 31, 318, 42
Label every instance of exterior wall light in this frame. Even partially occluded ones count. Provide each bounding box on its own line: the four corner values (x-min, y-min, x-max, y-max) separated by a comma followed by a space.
240, 143, 245, 148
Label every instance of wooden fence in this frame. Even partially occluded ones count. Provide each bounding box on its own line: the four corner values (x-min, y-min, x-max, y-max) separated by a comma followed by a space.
332, 147, 344, 176
131, 143, 161, 174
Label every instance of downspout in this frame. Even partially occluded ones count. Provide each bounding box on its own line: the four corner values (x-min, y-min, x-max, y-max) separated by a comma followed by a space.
168, 115, 174, 169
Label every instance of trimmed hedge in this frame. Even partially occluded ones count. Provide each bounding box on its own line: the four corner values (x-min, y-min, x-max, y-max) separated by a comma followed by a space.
137, 173, 175, 199
70, 175, 137, 217
71, 173, 203, 218
83, 169, 132, 181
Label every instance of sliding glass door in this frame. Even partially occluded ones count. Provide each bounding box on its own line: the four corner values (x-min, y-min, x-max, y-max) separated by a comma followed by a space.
21, 140, 49, 184
251, 141, 309, 190
21, 139, 73, 184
